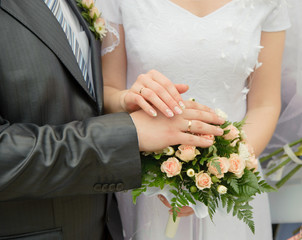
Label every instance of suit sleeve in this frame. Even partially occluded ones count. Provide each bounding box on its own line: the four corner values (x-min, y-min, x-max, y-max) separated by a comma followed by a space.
0, 112, 141, 201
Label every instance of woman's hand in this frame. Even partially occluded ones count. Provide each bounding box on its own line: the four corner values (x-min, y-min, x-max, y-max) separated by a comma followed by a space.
121, 69, 188, 118
158, 195, 194, 217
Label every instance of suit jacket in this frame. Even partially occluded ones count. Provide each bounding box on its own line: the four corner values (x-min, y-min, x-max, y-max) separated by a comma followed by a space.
0, 0, 141, 239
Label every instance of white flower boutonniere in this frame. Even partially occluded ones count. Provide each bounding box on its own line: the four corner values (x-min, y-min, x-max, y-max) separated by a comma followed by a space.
76, 0, 107, 41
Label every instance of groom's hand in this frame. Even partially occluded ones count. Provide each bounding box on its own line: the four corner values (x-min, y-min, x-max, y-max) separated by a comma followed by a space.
130, 103, 224, 152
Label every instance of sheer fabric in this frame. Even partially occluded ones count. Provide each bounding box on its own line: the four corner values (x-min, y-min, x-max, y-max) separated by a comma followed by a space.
261, 0, 302, 224
96, 0, 291, 239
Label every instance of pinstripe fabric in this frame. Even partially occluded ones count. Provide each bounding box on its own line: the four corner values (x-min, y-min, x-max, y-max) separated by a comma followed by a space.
44, 0, 95, 97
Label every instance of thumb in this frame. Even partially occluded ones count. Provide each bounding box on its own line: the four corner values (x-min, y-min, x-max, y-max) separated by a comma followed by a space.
175, 84, 189, 94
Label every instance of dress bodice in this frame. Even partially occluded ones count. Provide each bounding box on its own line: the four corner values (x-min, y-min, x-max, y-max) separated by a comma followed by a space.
98, 0, 290, 121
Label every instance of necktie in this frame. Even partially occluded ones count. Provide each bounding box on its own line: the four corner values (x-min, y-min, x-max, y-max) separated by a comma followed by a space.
44, 0, 95, 97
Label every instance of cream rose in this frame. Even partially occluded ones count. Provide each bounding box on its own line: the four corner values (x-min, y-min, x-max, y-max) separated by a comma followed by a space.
246, 155, 258, 172
81, 0, 94, 9
195, 172, 212, 190
228, 153, 246, 178
160, 157, 182, 178
175, 145, 200, 162
89, 6, 100, 19
223, 124, 240, 141
207, 157, 230, 178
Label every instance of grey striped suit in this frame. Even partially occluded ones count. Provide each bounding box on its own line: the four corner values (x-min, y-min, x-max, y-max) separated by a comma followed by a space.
0, 0, 141, 239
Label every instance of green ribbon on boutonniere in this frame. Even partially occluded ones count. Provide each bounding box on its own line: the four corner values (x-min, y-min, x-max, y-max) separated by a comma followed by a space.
76, 0, 107, 41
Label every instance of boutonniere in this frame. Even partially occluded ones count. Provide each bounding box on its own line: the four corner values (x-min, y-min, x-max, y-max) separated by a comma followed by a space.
76, 0, 107, 41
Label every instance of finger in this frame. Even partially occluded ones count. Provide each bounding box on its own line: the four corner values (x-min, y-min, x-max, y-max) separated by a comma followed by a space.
124, 92, 158, 117
169, 206, 194, 217
139, 87, 176, 118
182, 119, 223, 136
184, 100, 215, 113
182, 109, 225, 125
158, 195, 172, 208
173, 132, 214, 148
148, 70, 186, 111
175, 84, 189, 94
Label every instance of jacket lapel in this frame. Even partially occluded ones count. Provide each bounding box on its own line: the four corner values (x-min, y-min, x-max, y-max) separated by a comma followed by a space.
1, 0, 95, 101
67, 0, 103, 113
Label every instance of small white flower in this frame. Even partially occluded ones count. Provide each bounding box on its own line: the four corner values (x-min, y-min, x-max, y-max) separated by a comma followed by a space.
163, 147, 175, 156
240, 130, 247, 140
187, 168, 195, 177
215, 108, 228, 121
217, 185, 227, 194
238, 142, 250, 161
94, 18, 107, 39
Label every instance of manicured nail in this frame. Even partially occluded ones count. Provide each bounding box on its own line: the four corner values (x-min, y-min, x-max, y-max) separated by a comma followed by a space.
217, 128, 224, 135
150, 109, 157, 117
179, 101, 185, 109
166, 109, 174, 117
218, 117, 225, 123
174, 106, 183, 115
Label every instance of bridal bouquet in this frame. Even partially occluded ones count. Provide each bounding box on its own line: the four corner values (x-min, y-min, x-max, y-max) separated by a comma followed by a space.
132, 109, 275, 235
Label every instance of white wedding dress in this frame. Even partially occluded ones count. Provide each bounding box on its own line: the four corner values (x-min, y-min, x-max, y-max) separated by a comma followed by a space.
96, 0, 290, 239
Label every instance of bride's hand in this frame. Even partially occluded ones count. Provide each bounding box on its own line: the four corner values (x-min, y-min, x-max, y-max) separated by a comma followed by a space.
158, 195, 194, 217
121, 69, 188, 117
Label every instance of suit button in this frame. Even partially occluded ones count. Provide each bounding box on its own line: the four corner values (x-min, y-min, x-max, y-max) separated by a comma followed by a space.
116, 183, 124, 191
93, 183, 103, 192
108, 184, 116, 192
102, 184, 109, 192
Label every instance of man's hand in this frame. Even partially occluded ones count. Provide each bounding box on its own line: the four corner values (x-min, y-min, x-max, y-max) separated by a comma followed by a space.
130, 101, 224, 151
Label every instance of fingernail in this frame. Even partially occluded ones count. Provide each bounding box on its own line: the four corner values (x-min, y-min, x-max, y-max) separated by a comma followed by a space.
150, 109, 157, 117
218, 117, 225, 122
157, 195, 163, 201
206, 139, 214, 144
174, 106, 183, 115
217, 128, 224, 135
166, 109, 174, 117
179, 101, 185, 109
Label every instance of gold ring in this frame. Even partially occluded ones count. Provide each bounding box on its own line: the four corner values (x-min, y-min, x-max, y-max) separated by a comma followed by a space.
187, 120, 192, 133
139, 87, 144, 94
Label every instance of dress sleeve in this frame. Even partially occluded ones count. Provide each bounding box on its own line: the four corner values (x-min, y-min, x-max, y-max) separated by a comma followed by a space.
262, 0, 291, 32
95, 0, 122, 55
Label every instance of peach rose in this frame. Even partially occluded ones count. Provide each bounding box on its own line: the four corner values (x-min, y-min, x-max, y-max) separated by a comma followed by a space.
207, 157, 230, 178
160, 157, 182, 178
228, 153, 246, 178
195, 172, 212, 190
246, 155, 258, 172
81, 0, 94, 9
223, 124, 240, 141
175, 145, 200, 162
89, 6, 100, 19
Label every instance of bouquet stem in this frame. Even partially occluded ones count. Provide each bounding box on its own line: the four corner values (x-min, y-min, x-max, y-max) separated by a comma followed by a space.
260, 138, 302, 163
265, 157, 291, 177
165, 215, 180, 239
276, 165, 302, 188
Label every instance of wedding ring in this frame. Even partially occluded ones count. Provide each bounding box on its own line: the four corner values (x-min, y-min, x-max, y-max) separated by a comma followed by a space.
187, 120, 192, 133
139, 87, 145, 95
